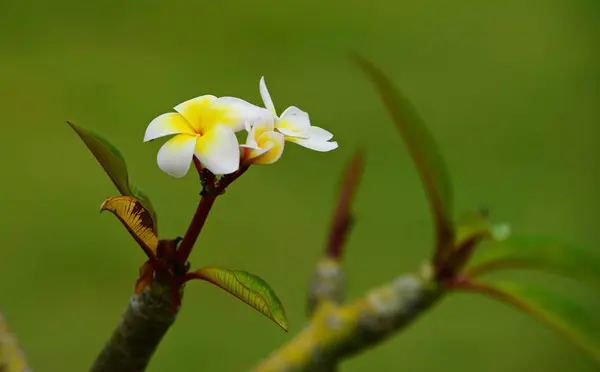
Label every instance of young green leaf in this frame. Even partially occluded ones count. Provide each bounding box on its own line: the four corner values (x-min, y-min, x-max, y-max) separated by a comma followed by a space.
187, 267, 288, 331
352, 54, 455, 265
100, 196, 159, 259
442, 210, 511, 274
438, 209, 497, 279
463, 235, 600, 284
454, 209, 492, 248
454, 280, 600, 363
67, 121, 158, 231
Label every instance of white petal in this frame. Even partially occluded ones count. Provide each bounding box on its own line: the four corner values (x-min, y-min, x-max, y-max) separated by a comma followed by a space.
252, 119, 275, 138
144, 113, 195, 142
253, 131, 285, 165
174, 95, 217, 132
243, 124, 259, 148
299, 126, 334, 141
195, 124, 240, 175
244, 120, 253, 133
156, 134, 197, 178
242, 146, 270, 161
259, 76, 277, 115
208, 97, 274, 132
292, 138, 338, 152
276, 127, 310, 139
240, 143, 262, 150
278, 106, 311, 131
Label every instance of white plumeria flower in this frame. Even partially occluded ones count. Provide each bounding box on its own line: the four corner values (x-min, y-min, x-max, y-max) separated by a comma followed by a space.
259, 77, 338, 152
144, 95, 267, 177
240, 118, 285, 165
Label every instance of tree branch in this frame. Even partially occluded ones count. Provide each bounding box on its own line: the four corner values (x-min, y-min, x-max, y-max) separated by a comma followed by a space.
256, 151, 446, 371
306, 257, 346, 316
307, 151, 363, 316
90, 280, 178, 372
0, 311, 31, 372
254, 263, 442, 372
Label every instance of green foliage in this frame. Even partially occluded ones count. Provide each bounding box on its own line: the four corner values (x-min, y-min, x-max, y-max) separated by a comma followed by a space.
453, 209, 492, 248
190, 267, 288, 331
453, 210, 511, 248
67, 121, 158, 232
352, 54, 455, 264
464, 235, 600, 283
460, 280, 600, 363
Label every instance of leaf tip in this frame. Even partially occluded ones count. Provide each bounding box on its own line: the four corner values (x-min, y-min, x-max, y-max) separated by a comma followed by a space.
346, 50, 368, 67
278, 321, 289, 332
272, 302, 289, 331
99, 198, 110, 213
66, 120, 81, 133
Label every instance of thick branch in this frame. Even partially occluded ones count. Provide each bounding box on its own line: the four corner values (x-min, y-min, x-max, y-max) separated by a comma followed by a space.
255, 264, 442, 372
0, 312, 31, 372
306, 257, 345, 316
90, 281, 178, 372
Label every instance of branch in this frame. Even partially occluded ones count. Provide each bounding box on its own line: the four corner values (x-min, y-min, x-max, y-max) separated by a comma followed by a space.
306, 257, 345, 317
258, 152, 444, 371
254, 263, 442, 372
90, 280, 178, 372
0, 311, 31, 372
307, 152, 363, 316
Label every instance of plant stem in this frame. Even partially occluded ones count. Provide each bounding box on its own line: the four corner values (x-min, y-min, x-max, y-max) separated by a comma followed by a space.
90, 282, 177, 372
174, 159, 249, 263
176, 195, 217, 262
254, 268, 442, 371
326, 151, 363, 259
327, 215, 353, 259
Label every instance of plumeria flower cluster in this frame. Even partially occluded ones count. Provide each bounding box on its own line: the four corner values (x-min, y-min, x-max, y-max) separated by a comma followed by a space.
144, 77, 338, 178
66, 75, 338, 328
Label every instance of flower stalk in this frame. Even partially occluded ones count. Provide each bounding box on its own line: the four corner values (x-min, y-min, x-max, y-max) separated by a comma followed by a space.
176, 158, 250, 263
176, 195, 217, 262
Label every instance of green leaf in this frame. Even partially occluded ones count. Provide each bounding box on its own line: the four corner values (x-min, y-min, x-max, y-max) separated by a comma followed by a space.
463, 235, 600, 283
189, 267, 288, 331
67, 121, 158, 232
454, 209, 491, 248
454, 209, 511, 248
352, 54, 454, 264
456, 280, 600, 363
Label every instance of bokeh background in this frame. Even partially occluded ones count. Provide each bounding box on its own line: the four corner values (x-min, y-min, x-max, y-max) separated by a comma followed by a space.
1, 0, 599, 370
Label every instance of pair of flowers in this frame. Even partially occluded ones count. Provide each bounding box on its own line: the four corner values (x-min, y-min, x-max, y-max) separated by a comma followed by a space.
144, 77, 338, 178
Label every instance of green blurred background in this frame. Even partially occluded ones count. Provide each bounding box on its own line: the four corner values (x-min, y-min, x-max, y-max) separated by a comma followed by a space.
1, 0, 599, 370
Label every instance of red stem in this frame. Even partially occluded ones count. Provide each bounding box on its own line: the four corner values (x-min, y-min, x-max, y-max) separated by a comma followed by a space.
178, 271, 206, 284
175, 159, 250, 264
176, 195, 217, 262
327, 215, 353, 259
326, 151, 364, 259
